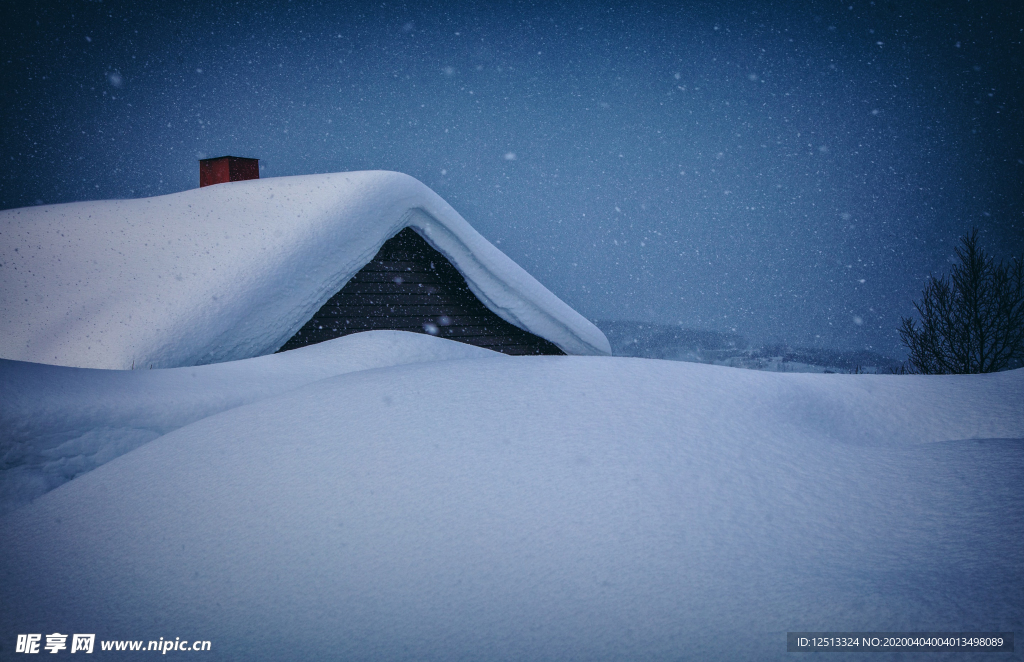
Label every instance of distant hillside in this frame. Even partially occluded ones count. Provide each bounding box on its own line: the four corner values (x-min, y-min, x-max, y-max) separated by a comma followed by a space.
595, 321, 901, 374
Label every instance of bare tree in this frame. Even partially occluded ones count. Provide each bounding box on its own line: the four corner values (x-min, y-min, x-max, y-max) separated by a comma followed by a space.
899, 229, 1024, 374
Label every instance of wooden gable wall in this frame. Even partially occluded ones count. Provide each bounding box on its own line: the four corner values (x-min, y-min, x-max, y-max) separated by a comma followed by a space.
278, 228, 565, 355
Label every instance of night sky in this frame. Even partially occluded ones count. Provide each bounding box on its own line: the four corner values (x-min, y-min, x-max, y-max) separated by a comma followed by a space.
3, 0, 1022, 358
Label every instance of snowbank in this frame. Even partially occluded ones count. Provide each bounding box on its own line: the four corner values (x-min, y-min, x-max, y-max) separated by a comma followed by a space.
0, 331, 497, 517
1, 355, 1020, 660
0, 171, 610, 369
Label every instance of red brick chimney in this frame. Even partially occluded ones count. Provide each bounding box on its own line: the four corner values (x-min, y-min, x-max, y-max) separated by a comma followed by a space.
199, 156, 260, 187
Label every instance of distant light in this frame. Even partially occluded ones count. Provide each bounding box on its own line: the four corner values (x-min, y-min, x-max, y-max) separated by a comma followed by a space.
504, 152, 517, 161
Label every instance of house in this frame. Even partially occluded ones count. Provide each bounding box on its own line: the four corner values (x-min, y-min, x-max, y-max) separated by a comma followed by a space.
279, 227, 564, 355
0, 171, 610, 369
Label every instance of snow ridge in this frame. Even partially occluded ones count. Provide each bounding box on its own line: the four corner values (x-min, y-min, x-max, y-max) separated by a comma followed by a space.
0, 331, 500, 516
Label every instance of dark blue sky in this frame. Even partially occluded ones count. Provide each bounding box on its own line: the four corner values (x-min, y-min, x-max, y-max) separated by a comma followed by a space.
3, 0, 1022, 357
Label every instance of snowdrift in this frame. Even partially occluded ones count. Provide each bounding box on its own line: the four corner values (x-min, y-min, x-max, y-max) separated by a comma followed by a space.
0, 331, 497, 517
0, 172, 610, 369
1, 343, 1021, 661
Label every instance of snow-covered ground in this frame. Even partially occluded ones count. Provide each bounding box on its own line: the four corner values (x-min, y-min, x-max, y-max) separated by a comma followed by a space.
598, 320, 902, 373
0, 331, 496, 517
2, 331, 1021, 660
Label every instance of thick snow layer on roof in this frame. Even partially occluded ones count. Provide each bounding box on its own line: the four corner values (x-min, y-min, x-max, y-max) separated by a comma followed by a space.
0, 331, 497, 517
1, 352, 1021, 660
0, 171, 610, 368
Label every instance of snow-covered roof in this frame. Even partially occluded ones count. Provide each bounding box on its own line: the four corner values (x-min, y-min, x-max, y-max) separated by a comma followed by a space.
0, 171, 611, 369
